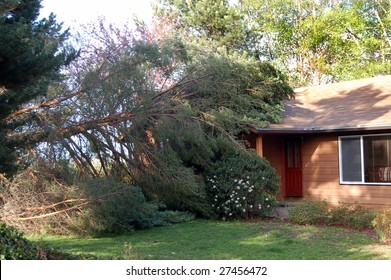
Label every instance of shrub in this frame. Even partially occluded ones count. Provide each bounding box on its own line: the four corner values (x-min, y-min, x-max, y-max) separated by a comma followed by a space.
372, 209, 391, 242
288, 200, 376, 230
0, 222, 37, 260
205, 150, 280, 219
288, 200, 329, 225
160, 210, 196, 224
329, 203, 376, 230
0, 222, 97, 260
75, 178, 163, 236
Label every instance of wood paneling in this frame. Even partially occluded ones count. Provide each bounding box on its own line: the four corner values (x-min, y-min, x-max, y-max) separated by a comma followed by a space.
260, 132, 391, 209
301, 134, 391, 209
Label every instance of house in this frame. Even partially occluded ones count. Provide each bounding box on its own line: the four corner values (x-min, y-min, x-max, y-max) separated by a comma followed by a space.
249, 75, 391, 209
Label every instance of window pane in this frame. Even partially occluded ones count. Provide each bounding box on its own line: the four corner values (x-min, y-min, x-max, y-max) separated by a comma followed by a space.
287, 142, 293, 168
295, 141, 301, 168
364, 136, 391, 183
341, 137, 362, 182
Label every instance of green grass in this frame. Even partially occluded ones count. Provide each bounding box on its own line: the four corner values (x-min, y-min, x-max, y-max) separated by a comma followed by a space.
28, 219, 391, 260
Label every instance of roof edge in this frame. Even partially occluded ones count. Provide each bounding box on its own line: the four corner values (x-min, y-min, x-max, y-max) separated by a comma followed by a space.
251, 124, 391, 135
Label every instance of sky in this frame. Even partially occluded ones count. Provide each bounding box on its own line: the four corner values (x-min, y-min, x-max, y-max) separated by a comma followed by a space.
40, 0, 154, 30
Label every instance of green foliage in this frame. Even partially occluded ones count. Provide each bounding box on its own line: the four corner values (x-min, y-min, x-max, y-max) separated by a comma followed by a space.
0, 222, 97, 259
0, 222, 37, 259
372, 209, 391, 242
159, 210, 196, 224
155, 0, 261, 55
329, 203, 376, 230
75, 178, 163, 236
181, 53, 293, 134
244, 0, 391, 86
157, 0, 391, 86
0, 0, 77, 177
205, 149, 280, 219
288, 200, 329, 225
289, 200, 376, 230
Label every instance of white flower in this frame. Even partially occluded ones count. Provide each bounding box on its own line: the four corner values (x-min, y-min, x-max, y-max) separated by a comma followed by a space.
243, 209, 246, 212
265, 198, 268, 201
234, 179, 237, 182
267, 205, 270, 208
229, 213, 232, 216
258, 204, 262, 209
249, 205, 253, 208
246, 181, 250, 184
212, 204, 215, 207
238, 179, 242, 183
237, 186, 240, 190
247, 176, 250, 179
248, 189, 253, 193
214, 198, 217, 201
242, 197, 246, 200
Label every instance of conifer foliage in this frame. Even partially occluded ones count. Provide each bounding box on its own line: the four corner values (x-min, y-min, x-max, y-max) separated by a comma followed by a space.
0, 0, 77, 176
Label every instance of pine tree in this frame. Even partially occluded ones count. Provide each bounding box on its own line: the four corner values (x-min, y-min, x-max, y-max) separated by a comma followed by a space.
0, 0, 77, 177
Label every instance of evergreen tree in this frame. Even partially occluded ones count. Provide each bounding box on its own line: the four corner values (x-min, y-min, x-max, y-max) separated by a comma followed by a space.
0, 0, 77, 177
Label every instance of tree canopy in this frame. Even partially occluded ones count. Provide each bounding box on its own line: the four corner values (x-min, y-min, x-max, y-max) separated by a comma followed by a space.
156, 0, 391, 86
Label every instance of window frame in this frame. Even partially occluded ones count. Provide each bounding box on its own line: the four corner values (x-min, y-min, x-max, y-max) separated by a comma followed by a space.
338, 133, 391, 185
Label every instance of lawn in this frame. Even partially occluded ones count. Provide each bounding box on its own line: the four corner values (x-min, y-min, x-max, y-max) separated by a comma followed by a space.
28, 219, 391, 260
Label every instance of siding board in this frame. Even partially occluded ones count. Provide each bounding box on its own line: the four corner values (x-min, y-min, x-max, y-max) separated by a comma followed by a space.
260, 132, 391, 209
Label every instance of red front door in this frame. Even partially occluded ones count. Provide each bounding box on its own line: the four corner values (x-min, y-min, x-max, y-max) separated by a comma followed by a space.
284, 138, 303, 197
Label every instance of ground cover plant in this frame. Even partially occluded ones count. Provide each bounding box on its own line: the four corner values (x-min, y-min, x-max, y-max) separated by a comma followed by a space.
28, 219, 391, 260
372, 209, 391, 242
287, 200, 377, 230
0, 222, 97, 260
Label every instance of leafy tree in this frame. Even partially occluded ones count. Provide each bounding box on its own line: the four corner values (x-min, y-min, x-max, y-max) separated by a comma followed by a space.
0, 0, 77, 177
156, 0, 391, 86
248, 0, 391, 86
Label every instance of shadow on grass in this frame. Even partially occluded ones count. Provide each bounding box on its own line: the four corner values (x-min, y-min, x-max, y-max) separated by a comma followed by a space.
30, 220, 390, 260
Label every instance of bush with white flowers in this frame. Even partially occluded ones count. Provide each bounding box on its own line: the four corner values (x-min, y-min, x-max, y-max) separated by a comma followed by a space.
205, 150, 279, 219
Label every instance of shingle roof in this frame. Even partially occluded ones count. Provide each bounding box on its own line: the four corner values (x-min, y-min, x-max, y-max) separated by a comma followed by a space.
268, 75, 391, 131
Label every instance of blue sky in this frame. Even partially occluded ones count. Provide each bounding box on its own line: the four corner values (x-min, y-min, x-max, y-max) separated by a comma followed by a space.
40, 0, 154, 29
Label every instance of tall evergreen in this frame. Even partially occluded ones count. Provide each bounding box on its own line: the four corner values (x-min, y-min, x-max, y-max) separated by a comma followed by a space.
0, 0, 77, 177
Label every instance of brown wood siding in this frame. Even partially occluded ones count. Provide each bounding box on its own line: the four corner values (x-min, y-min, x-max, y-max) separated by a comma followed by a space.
261, 135, 284, 199
301, 134, 391, 209
259, 133, 391, 209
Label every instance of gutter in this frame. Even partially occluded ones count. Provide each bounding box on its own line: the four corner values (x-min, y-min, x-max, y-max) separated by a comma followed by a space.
250, 124, 391, 135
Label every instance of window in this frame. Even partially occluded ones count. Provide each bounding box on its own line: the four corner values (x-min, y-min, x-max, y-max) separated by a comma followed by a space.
339, 135, 391, 184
